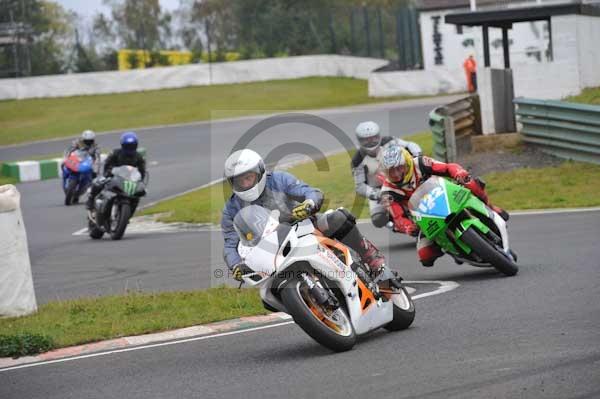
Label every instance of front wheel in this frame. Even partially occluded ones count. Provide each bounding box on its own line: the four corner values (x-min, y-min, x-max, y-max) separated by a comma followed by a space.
281, 276, 356, 352
109, 202, 131, 240
384, 286, 416, 331
461, 227, 518, 276
64, 179, 78, 206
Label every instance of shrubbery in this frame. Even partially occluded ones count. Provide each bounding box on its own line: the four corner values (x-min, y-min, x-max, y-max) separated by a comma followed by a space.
0, 333, 55, 358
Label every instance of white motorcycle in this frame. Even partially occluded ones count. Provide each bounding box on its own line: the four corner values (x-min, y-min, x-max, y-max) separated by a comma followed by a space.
234, 205, 415, 352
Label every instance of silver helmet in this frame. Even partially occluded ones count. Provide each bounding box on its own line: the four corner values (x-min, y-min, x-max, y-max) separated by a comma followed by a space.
81, 130, 96, 147
224, 149, 267, 202
355, 121, 381, 156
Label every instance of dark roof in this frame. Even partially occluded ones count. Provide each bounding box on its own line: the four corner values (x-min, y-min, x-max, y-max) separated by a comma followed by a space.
445, 2, 600, 28
415, 0, 537, 11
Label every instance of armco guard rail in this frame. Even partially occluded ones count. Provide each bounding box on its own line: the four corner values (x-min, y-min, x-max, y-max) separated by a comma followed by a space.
514, 98, 600, 164
428, 95, 481, 162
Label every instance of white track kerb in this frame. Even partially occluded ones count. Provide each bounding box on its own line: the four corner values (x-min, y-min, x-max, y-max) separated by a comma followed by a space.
0, 281, 458, 373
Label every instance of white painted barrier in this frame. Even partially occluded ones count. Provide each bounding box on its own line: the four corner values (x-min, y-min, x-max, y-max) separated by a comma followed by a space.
0, 55, 388, 100
368, 67, 467, 97
0, 185, 37, 317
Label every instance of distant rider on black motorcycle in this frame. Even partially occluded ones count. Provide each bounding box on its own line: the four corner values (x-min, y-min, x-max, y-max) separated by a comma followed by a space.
86, 131, 146, 212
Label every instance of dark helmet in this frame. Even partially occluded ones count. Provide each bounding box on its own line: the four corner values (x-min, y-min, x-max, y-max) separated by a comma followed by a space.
120, 131, 138, 156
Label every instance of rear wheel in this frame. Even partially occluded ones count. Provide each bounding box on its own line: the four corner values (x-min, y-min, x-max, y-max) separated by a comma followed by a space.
64, 179, 78, 206
461, 227, 518, 276
109, 203, 131, 240
383, 286, 416, 331
281, 275, 356, 352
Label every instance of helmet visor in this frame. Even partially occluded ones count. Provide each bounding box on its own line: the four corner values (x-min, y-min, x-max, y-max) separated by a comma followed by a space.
386, 164, 407, 183
122, 142, 138, 154
230, 171, 260, 192
83, 139, 94, 147
358, 135, 381, 149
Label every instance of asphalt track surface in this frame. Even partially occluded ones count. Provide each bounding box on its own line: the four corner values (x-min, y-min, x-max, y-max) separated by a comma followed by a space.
2, 210, 599, 398
0, 96, 458, 302
1, 97, 599, 398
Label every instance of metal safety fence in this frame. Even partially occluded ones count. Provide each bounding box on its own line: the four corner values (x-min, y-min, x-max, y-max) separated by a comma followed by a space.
514, 98, 600, 164
428, 95, 481, 162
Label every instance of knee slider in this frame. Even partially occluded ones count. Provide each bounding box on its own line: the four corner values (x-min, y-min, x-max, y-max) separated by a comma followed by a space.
371, 212, 389, 228
322, 209, 356, 240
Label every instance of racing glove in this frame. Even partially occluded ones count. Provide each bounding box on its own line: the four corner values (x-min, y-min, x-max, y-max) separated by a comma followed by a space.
368, 188, 381, 202
292, 199, 316, 221
232, 263, 251, 282
453, 170, 472, 185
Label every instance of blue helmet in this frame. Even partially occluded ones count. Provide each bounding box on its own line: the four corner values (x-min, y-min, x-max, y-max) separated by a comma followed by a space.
120, 131, 138, 155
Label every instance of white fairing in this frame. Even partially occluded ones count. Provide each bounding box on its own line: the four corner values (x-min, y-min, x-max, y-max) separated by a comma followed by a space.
488, 207, 511, 254
238, 217, 394, 335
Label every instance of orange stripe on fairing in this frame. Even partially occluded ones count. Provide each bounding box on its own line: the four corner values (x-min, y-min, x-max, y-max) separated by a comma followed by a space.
357, 279, 376, 313
315, 234, 377, 313
315, 235, 352, 266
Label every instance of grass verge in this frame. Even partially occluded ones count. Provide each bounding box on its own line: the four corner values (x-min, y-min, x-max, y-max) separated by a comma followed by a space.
141, 131, 600, 224
0, 77, 425, 147
0, 163, 17, 185
565, 86, 600, 105
0, 287, 265, 358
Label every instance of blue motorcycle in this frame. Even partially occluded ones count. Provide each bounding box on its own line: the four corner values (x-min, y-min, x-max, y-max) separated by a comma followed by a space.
62, 149, 95, 206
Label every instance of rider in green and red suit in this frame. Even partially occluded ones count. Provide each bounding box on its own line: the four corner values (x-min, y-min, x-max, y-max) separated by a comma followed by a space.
377, 143, 509, 267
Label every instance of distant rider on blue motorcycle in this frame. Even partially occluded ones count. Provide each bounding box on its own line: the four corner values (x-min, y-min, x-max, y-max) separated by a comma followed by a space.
64, 130, 101, 176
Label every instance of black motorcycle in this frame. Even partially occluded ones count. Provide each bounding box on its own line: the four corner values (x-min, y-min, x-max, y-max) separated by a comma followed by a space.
88, 166, 147, 240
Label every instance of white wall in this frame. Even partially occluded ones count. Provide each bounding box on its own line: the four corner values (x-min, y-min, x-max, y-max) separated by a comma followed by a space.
0, 55, 388, 100
371, 12, 600, 100
420, 8, 551, 71
512, 60, 581, 99
368, 67, 466, 97
575, 15, 600, 88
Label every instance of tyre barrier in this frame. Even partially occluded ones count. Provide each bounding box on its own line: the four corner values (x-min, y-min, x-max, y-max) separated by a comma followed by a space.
0, 184, 37, 317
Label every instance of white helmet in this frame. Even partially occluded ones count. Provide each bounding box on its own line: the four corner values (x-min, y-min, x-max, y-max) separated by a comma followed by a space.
81, 130, 96, 147
355, 121, 381, 156
224, 149, 267, 202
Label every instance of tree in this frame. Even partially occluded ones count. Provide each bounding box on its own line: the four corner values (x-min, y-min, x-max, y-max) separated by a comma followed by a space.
0, 0, 74, 76
104, 0, 172, 51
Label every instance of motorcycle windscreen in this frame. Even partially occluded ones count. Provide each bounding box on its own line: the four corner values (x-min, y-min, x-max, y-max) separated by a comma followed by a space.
234, 205, 281, 277
234, 205, 278, 246
75, 150, 94, 173
64, 151, 83, 172
111, 166, 142, 182
408, 176, 451, 218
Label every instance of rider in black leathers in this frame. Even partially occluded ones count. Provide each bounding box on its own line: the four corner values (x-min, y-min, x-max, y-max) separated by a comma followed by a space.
86, 131, 146, 211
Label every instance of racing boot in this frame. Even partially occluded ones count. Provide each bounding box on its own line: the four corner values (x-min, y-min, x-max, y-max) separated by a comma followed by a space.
358, 238, 402, 289
358, 237, 386, 272
418, 241, 443, 268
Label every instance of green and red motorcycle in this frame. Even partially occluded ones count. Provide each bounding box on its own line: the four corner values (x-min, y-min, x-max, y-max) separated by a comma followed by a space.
405, 176, 518, 276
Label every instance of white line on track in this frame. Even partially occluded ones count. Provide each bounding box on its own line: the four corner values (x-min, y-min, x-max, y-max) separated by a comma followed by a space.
0, 280, 458, 373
